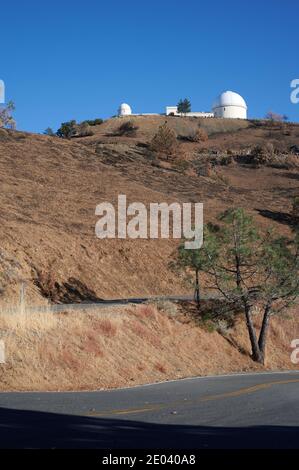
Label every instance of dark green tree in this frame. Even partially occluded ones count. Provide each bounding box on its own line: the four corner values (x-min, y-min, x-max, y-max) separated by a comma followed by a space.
175, 208, 299, 364
177, 98, 191, 115
56, 120, 77, 139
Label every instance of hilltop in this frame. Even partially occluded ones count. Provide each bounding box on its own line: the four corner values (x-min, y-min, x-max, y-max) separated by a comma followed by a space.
0, 116, 299, 305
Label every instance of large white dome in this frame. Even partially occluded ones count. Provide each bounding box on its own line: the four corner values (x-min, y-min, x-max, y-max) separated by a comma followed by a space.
212, 91, 247, 119
118, 103, 132, 116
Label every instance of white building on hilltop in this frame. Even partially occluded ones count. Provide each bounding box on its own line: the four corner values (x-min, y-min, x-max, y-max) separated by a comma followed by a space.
117, 91, 248, 120
212, 91, 247, 119
118, 103, 132, 116
165, 106, 214, 118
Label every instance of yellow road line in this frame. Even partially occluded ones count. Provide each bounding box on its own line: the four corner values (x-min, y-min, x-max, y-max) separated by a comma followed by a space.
86, 378, 299, 417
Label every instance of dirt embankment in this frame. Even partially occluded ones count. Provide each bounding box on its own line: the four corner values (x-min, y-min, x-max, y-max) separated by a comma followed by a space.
0, 302, 297, 392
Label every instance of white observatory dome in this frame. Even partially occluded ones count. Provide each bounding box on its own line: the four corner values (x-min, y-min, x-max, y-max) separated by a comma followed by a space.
118, 103, 132, 116
212, 91, 247, 119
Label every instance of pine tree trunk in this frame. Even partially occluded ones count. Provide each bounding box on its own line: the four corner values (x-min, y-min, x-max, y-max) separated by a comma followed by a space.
258, 305, 271, 364
245, 305, 264, 363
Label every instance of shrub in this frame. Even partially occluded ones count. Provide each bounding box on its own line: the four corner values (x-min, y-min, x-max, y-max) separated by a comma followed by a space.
150, 122, 177, 159
172, 159, 190, 173
251, 143, 275, 166
197, 161, 213, 177
82, 118, 103, 126
290, 145, 299, 155
192, 128, 208, 142
219, 154, 234, 166
56, 120, 77, 139
179, 128, 208, 143
117, 120, 138, 136
56, 119, 97, 138
77, 122, 94, 137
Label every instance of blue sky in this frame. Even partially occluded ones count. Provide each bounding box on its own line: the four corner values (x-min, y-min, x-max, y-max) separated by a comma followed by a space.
1, 0, 298, 132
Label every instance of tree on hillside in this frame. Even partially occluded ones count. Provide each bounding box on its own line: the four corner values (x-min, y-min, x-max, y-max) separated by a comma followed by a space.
0, 101, 16, 129
177, 98, 191, 116
44, 127, 55, 136
175, 208, 299, 364
150, 122, 177, 159
81, 118, 103, 126
56, 120, 77, 139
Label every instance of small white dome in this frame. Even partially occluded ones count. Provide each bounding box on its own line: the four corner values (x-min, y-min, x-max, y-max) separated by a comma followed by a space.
118, 103, 132, 116
212, 91, 247, 111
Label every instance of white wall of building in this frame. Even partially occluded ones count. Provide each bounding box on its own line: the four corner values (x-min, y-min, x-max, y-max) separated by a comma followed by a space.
166, 106, 214, 118
213, 105, 247, 119
212, 91, 247, 119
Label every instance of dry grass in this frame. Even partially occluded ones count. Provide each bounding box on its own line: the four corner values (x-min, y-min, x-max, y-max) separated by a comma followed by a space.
0, 302, 297, 392
0, 120, 299, 306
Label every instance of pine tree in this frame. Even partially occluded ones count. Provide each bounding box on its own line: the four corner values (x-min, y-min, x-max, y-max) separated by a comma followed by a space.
175, 208, 299, 364
177, 98, 191, 116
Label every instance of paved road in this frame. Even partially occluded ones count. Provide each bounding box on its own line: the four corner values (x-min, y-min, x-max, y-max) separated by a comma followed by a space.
0, 371, 298, 448
7, 295, 197, 314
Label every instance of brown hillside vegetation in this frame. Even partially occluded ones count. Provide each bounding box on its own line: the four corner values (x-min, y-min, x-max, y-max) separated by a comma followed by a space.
0, 117, 299, 305
0, 302, 297, 392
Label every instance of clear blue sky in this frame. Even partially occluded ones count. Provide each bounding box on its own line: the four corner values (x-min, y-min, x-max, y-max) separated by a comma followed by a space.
1, 0, 298, 132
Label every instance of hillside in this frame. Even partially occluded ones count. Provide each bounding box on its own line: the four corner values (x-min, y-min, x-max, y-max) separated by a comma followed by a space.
0, 302, 297, 391
0, 116, 299, 306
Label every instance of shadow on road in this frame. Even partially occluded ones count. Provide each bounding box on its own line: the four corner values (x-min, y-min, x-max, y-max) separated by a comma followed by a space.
0, 407, 298, 449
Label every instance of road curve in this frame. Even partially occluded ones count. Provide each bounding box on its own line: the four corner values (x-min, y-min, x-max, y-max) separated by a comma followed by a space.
0, 371, 298, 448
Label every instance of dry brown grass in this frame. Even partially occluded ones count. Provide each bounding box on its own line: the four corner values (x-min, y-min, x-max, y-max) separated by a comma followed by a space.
0, 120, 299, 306
0, 302, 297, 392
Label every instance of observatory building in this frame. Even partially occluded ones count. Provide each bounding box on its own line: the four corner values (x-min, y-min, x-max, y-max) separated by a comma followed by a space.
118, 103, 132, 116
212, 91, 247, 119
117, 90, 248, 120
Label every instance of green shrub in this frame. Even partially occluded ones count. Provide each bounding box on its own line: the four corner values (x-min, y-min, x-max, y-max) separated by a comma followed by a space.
81, 118, 103, 126
56, 120, 77, 139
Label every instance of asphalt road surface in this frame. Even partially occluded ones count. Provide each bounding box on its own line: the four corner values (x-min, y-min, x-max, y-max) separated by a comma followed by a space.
0, 371, 298, 449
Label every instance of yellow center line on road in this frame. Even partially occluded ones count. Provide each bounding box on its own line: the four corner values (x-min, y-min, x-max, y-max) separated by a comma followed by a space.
86, 378, 299, 417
